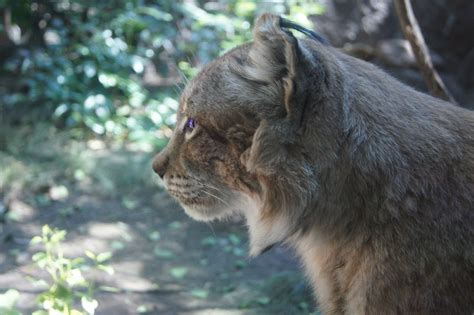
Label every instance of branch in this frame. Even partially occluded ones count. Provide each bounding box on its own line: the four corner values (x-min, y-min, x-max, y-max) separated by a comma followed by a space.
394, 0, 457, 104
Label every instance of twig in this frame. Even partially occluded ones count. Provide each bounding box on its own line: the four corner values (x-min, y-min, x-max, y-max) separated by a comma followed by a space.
394, 0, 457, 104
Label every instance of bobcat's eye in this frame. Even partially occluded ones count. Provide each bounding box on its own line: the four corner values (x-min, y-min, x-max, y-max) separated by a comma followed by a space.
184, 118, 196, 132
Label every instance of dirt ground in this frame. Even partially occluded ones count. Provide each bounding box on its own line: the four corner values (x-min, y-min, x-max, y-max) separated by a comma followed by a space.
0, 182, 316, 315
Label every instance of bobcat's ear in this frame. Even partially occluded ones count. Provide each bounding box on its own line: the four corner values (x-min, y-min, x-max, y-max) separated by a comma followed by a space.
242, 13, 300, 119
237, 14, 303, 174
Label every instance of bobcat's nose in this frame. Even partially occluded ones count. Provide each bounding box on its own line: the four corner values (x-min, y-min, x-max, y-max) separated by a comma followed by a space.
152, 151, 170, 179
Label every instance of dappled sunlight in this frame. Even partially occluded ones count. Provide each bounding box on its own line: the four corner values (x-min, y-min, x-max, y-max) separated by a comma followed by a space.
7, 199, 36, 222
3, 0, 470, 314
58, 236, 110, 258
87, 222, 133, 241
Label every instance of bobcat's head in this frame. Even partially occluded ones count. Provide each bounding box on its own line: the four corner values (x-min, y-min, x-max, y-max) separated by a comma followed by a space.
152, 13, 336, 254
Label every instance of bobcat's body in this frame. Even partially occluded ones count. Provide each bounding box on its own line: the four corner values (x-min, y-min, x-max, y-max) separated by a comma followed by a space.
153, 14, 474, 314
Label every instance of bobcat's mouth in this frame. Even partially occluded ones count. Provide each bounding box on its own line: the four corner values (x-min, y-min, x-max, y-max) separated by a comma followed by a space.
166, 187, 214, 206
165, 177, 236, 221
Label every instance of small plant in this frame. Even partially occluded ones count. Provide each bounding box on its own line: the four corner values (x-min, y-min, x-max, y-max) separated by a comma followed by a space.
0, 289, 21, 315
30, 225, 114, 315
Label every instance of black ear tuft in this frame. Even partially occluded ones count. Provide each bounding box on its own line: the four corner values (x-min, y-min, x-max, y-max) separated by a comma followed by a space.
280, 18, 329, 45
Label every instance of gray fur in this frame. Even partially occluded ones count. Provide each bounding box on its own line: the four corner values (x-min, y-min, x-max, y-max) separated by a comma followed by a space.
153, 13, 474, 314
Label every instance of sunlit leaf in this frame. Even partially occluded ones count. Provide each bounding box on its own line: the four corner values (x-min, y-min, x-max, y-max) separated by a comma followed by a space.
153, 247, 174, 259
189, 288, 208, 299
111, 240, 125, 250
228, 234, 240, 245
136, 7, 173, 22
0, 289, 20, 310
168, 221, 182, 229
98, 264, 115, 275
96, 252, 112, 263
256, 296, 271, 305
81, 296, 98, 314
32, 252, 47, 262
122, 197, 139, 210
148, 231, 161, 241
136, 304, 149, 313
232, 247, 245, 257
200, 236, 217, 246
170, 267, 188, 279
85, 251, 96, 260
30, 236, 43, 245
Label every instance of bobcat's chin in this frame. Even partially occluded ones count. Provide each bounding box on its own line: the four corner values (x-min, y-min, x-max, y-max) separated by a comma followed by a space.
179, 193, 242, 222
181, 203, 230, 221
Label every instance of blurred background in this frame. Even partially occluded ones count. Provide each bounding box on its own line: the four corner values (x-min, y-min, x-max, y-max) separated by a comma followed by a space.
0, 1, 472, 314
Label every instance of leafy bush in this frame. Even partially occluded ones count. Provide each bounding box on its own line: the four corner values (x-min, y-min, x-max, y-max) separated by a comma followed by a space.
2, 1, 179, 148
1, 0, 324, 148
0, 289, 21, 315
30, 225, 114, 315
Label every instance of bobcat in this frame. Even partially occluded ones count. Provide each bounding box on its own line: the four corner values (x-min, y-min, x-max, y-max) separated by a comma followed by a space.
152, 13, 474, 314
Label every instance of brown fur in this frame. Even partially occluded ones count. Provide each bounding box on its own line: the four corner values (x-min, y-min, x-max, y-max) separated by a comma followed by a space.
153, 13, 474, 314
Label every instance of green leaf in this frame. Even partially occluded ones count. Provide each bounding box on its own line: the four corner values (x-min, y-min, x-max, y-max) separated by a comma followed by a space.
228, 233, 241, 245
122, 197, 138, 210
29, 278, 48, 288
153, 247, 174, 259
81, 296, 98, 314
136, 7, 173, 22
235, 1, 256, 16
232, 247, 245, 257
170, 267, 188, 279
189, 288, 208, 299
136, 304, 149, 313
49, 185, 69, 200
5, 212, 21, 222
85, 251, 96, 260
200, 236, 217, 246
50, 230, 66, 243
148, 231, 161, 241
66, 269, 86, 286
30, 236, 43, 245
168, 221, 182, 229
32, 252, 47, 262
98, 264, 114, 275
96, 251, 112, 263
0, 289, 20, 310
256, 296, 271, 305
111, 241, 125, 250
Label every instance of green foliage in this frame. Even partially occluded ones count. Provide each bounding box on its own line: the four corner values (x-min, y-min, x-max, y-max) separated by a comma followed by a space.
0, 289, 21, 315
1, 0, 324, 148
2, 1, 179, 148
30, 225, 114, 315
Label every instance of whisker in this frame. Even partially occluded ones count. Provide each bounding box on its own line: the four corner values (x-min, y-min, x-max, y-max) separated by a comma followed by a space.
205, 222, 216, 237
200, 189, 232, 208
176, 68, 190, 85
200, 183, 231, 195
